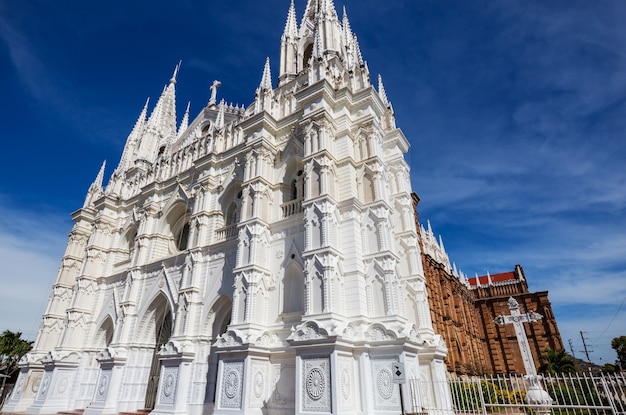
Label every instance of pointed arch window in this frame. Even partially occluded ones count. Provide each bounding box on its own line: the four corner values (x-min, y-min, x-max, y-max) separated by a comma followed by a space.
283, 263, 304, 314
226, 201, 239, 226
175, 222, 190, 251
303, 43, 314, 69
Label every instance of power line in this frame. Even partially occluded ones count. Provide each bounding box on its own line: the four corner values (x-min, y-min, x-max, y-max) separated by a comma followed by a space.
595, 296, 626, 341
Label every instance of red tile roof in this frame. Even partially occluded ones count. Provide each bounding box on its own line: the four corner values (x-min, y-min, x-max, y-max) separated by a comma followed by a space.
467, 271, 516, 286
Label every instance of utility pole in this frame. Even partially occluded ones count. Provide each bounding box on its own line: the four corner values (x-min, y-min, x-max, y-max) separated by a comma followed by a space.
579, 331, 593, 366
568, 338, 577, 359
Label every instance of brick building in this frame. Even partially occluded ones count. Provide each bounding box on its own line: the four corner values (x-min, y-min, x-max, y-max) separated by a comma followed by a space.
414, 194, 564, 375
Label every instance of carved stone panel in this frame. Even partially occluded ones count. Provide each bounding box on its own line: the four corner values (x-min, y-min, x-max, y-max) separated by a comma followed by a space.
219, 361, 244, 409
35, 371, 51, 402
11, 372, 26, 400
302, 357, 331, 413
338, 357, 355, 411
94, 369, 111, 402
371, 358, 400, 411
52, 371, 71, 398
158, 366, 179, 405
247, 360, 268, 408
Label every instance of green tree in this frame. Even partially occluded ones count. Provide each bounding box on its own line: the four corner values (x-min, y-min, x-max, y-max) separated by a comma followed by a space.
0, 330, 33, 390
601, 363, 618, 374
539, 348, 576, 374
611, 336, 626, 369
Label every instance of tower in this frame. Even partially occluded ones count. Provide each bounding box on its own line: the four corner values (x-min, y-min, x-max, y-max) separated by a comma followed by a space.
4, 2, 452, 415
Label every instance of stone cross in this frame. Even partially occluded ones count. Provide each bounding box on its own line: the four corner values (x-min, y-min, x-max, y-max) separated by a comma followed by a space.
209, 80, 222, 106
494, 297, 543, 376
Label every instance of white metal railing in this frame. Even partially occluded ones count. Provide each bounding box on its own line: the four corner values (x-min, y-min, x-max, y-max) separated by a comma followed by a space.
434, 372, 626, 415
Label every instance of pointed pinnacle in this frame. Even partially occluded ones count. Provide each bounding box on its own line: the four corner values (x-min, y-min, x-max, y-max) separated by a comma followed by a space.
133, 97, 150, 132
215, 99, 225, 129
95, 160, 106, 189
170, 60, 182, 84
283, 0, 298, 39
260, 57, 272, 90
342, 6, 353, 45
378, 74, 390, 106
353, 35, 364, 65
178, 101, 191, 137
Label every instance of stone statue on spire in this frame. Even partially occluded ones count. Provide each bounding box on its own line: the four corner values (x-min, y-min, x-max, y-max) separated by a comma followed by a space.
209, 80, 222, 106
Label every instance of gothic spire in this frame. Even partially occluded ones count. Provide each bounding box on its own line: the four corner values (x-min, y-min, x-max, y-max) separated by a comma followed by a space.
146, 63, 179, 145
259, 57, 273, 91
83, 160, 106, 208
116, 98, 149, 172
342, 6, 353, 47
178, 102, 191, 137
378, 74, 390, 107
133, 98, 150, 135
93, 160, 106, 190
320, 0, 338, 19
170, 60, 181, 84
283, 0, 298, 39
353, 35, 364, 66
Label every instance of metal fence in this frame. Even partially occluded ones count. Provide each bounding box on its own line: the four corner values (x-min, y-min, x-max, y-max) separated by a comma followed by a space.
440, 373, 626, 415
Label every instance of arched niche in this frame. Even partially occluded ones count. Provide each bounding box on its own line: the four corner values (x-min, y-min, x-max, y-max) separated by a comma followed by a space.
282, 262, 304, 315
163, 202, 191, 253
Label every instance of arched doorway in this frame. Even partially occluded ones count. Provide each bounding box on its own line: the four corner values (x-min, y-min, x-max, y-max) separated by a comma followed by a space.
143, 299, 173, 410
204, 296, 232, 406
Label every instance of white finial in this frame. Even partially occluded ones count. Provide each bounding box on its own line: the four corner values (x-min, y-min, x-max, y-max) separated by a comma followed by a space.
170, 60, 182, 84
487, 271, 493, 285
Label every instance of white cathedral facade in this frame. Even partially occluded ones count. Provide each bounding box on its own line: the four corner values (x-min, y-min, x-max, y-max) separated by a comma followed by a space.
4, 1, 452, 414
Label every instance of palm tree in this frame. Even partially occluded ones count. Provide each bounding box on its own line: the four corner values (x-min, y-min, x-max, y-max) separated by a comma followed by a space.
539, 348, 576, 374
0, 330, 33, 395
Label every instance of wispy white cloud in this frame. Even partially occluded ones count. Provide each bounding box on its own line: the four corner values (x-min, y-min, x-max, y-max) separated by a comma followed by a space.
0, 200, 68, 341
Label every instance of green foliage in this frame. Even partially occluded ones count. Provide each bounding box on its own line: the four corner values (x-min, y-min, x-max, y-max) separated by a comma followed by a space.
0, 330, 33, 378
601, 363, 618, 374
611, 336, 626, 368
539, 349, 576, 374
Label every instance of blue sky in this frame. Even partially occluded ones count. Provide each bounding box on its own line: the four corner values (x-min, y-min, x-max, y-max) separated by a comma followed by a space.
1, 0, 624, 366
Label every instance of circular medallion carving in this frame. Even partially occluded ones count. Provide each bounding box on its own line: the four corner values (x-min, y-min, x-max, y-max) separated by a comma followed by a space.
341, 368, 351, 400
14, 377, 24, 396
56, 376, 69, 394
163, 372, 176, 397
305, 367, 326, 401
224, 370, 240, 399
39, 376, 49, 395
98, 374, 109, 396
377, 368, 393, 399
253, 371, 264, 398
31, 378, 41, 393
